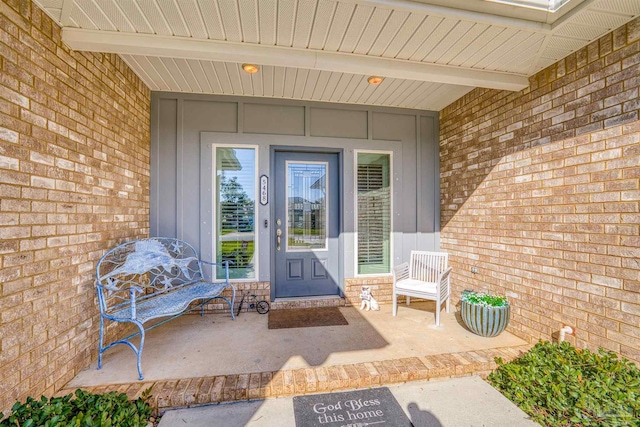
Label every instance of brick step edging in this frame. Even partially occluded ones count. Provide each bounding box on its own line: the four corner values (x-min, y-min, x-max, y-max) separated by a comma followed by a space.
56, 344, 532, 415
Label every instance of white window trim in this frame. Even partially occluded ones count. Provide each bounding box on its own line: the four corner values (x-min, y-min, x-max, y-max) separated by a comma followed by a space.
354, 149, 394, 278
284, 160, 330, 253
212, 144, 259, 282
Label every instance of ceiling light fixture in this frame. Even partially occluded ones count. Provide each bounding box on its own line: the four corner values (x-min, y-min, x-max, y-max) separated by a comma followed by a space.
242, 64, 259, 74
367, 76, 384, 85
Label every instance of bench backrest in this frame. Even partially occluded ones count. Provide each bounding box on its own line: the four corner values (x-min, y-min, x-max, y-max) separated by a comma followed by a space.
95, 238, 203, 315
409, 251, 448, 283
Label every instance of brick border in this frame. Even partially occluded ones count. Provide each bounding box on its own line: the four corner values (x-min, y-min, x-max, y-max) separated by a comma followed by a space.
200, 279, 403, 314
55, 344, 531, 414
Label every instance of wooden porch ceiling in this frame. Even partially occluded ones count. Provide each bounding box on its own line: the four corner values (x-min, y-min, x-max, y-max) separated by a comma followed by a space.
34, 0, 640, 111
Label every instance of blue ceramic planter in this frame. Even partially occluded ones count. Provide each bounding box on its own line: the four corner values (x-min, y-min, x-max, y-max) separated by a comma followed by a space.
460, 300, 510, 337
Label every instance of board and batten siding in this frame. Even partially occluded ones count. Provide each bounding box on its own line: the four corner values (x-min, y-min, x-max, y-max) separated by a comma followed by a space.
150, 93, 439, 292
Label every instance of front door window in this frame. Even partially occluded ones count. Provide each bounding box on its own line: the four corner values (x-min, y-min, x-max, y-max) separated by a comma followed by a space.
286, 162, 328, 251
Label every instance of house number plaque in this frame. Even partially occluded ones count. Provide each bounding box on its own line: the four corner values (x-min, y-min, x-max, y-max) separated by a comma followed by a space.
260, 175, 268, 205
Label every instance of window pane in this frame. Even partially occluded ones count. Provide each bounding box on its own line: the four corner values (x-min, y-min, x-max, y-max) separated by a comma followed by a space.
357, 153, 391, 274
216, 148, 255, 279
287, 162, 327, 250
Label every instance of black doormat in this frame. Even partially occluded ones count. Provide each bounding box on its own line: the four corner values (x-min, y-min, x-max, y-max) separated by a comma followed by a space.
268, 307, 349, 330
293, 387, 412, 427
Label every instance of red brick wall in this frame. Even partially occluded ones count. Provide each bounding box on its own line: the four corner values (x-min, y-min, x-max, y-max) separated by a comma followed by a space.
440, 18, 639, 363
0, 0, 150, 414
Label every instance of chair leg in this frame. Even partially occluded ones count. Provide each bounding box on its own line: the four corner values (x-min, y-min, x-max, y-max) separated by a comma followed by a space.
446, 298, 450, 313
406, 296, 410, 306
435, 303, 440, 326
392, 291, 397, 316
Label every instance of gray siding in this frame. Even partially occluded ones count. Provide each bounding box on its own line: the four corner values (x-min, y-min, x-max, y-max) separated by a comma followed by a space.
310, 108, 368, 139
154, 99, 178, 237
244, 104, 305, 135
151, 93, 440, 285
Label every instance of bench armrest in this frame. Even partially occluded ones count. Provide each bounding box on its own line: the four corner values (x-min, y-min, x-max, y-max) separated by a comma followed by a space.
199, 260, 232, 282
129, 286, 144, 319
200, 260, 233, 267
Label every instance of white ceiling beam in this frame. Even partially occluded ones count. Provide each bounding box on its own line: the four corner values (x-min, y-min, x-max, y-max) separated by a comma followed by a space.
551, 0, 600, 30
527, 32, 554, 75
61, 28, 530, 91
60, 0, 73, 26
343, 0, 552, 32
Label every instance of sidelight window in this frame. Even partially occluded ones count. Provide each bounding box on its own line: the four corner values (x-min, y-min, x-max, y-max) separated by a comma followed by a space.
214, 147, 256, 279
356, 152, 392, 275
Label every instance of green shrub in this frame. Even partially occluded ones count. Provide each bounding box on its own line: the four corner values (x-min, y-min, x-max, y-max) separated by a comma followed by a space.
488, 341, 640, 426
0, 388, 152, 427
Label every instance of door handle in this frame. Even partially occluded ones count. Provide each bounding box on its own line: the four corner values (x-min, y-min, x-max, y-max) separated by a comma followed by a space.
276, 228, 282, 251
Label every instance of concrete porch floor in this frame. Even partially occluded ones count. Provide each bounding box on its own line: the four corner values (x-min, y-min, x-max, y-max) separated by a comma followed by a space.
60, 302, 531, 413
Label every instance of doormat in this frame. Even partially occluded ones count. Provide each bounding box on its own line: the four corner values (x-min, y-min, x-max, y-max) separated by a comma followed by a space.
293, 387, 412, 427
268, 307, 348, 329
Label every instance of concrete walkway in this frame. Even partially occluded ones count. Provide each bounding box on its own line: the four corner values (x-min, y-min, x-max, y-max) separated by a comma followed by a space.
158, 376, 539, 427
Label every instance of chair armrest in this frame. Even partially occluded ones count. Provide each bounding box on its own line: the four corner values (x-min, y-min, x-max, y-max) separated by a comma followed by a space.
438, 266, 452, 283
438, 267, 453, 296
392, 262, 410, 283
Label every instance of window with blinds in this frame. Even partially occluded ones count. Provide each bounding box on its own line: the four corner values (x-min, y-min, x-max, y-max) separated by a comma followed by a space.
357, 153, 391, 275
215, 147, 256, 280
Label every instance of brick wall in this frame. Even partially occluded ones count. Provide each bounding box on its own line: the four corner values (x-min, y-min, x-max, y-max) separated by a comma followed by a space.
440, 18, 639, 363
0, 0, 150, 414
344, 277, 395, 307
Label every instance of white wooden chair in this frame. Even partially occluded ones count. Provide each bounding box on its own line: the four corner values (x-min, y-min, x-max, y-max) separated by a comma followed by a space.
392, 251, 452, 326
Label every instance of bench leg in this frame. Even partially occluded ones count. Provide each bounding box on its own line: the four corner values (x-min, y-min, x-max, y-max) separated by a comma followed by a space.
230, 286, 236, 320
135, 321, 145, 380
97, 319, 146, 380
97, 315, 105, 370
201, 298, 205, 316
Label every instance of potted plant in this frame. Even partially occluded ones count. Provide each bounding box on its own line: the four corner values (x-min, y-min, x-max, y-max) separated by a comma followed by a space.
460, 290, 510, 337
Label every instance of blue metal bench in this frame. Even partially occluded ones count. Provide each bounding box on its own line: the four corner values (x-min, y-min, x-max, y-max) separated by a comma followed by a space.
95, 237, 236, 380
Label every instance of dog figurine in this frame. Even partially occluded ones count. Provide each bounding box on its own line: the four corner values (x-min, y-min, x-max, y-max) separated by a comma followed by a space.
359, 286, 380, 311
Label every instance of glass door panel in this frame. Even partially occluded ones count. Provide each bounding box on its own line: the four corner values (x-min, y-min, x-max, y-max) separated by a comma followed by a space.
286, 162, 328, 251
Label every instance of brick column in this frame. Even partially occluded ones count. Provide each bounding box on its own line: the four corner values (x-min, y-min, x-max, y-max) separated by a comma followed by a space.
0, 0, 150, 414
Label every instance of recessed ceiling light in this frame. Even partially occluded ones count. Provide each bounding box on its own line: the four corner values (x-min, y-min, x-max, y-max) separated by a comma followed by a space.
242, 64, 259, 74
367, 76, 384, 85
